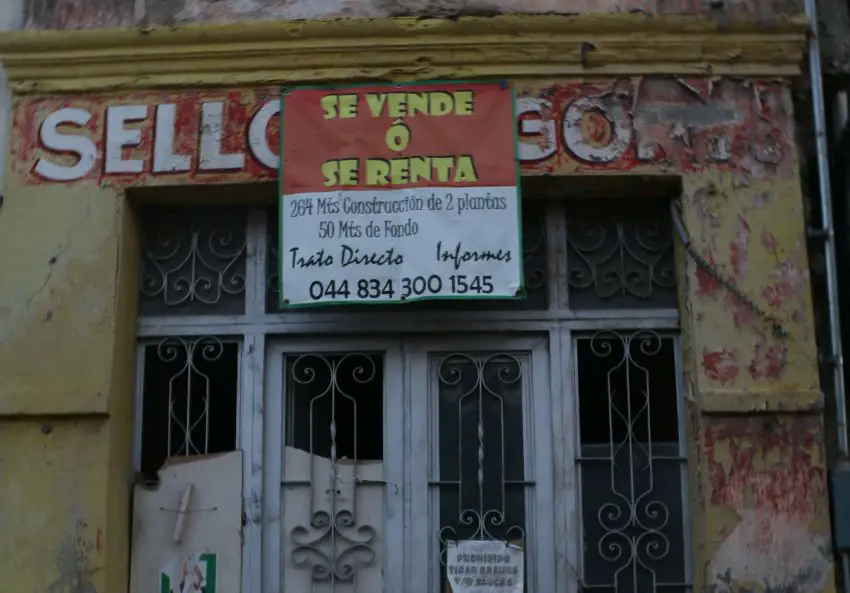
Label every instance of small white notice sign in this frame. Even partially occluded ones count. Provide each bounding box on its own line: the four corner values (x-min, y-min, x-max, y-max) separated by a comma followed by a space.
446, 540, 524, 593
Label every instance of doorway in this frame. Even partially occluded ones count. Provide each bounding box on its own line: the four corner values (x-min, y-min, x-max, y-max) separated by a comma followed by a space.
132, 196, 691, 593
265, 336, 554, 593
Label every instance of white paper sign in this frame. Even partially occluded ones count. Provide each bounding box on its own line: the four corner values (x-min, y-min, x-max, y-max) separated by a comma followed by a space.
280, 187, 523, 306
446, 540, 524, 593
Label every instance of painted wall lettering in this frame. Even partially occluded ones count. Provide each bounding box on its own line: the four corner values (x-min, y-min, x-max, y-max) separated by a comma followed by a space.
200, 101, 246, 171
105, 104, 147, 174
12, 79, 794, 186
34, 108, 98, 182
153, 104, 192, 173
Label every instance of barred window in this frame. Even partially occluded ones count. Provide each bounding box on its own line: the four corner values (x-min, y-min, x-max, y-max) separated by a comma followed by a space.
139, 207, 247, 316
566, 199, 677, 309
138, 337, 239, 474
576, 330, 688, 593
132, 193, 690, 593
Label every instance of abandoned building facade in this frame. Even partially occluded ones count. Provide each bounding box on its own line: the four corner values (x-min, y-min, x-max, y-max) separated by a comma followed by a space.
2, 0, 850, 593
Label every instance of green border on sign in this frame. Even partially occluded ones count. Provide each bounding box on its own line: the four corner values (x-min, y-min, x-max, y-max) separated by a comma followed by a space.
159, 552, 218, 593
200, 552, 217, 593
278, 79, 525, 309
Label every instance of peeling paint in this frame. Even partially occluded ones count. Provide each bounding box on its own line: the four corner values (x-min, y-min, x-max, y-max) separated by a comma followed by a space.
516, 78, 794, 179
705, 417, 832, 593
729, 215, 750, 279
0, 33, 826, 593
703, 348, 740, 383
747, 342, 786, 380
761, 230, 779, 252
24, 0, 135, 29
726, 293, 759, 327
11, 78, 796, 187
20, 0, 805, 29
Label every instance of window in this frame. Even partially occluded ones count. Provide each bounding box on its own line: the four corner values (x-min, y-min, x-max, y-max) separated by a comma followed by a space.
576, 331, 688, 593
134, 195, 690, 593
138, 337, 240, 474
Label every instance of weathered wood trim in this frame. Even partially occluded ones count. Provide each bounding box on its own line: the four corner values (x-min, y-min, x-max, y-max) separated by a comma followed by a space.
0, 14, 809, 93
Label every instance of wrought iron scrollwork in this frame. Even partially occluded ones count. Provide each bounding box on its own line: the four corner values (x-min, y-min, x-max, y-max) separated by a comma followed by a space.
520, 209, 547, 297
566, 204, 676, 307
285, 353, 380, 585
578, 330, 687, 593
436, 353, 527, 565
155, 336, 225, 457
291, 509, 377, 582
140, 208, 247, 314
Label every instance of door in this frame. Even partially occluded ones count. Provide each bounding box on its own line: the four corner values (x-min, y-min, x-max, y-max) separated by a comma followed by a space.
406, 336, 556, 593
267, 339, 405, 593
267, 335, 556, 593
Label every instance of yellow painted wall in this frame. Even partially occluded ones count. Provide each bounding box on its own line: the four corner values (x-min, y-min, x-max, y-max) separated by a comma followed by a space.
0, 13, 831, 593
0, 180, 138, 592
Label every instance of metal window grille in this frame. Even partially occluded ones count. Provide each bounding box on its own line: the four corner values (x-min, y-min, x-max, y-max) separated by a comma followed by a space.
575, 330, 689, 593
139, 206, 248, 316
133, 196, 691, 593
433, 352, 530, 592
565, 199, 677, 309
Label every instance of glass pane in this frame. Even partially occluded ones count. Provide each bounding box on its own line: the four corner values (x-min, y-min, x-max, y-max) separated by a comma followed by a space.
285, 353, 384, 461
434, 352, 528, 591
139, 336, 239, 474
282, 353, 384, 592
566, 199, 677, 309
267, 202, 547, 312
139, 206, 248, 316
576, 331, 689, 593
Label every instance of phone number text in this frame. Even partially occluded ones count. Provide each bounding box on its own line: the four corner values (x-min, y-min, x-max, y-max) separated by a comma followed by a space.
305, 275, 496, 301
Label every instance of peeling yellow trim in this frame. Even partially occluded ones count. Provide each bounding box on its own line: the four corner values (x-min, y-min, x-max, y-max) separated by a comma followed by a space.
700, 389, 825, 413
0, 14, 809, 93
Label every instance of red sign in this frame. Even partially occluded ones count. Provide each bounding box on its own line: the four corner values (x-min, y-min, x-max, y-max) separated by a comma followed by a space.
281, 82, 517, 194
278, 82, 522, 306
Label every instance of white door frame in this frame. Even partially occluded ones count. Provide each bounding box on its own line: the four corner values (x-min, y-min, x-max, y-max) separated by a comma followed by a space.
264, 338, 405, 593
405, 335, 556, 593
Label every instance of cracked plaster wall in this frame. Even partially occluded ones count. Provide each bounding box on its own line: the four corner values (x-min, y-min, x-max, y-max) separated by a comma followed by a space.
0, 75, 834, 593
20, 0, 805, 29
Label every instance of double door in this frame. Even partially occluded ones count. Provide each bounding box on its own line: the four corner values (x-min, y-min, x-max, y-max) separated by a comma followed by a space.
265, 335, 558, 593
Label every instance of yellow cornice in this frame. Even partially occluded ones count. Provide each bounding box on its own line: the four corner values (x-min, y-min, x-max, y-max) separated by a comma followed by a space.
0, 13, 809, 93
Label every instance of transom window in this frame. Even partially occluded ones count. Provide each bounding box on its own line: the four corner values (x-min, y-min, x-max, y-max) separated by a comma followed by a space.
133, 194, 690, 593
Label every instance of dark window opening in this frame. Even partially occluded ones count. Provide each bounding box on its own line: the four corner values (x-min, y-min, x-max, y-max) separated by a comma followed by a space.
285, 352, 384, 461
139, 206, 248, 316
435, 352, 528, 592
576, 331, 688, 593
139, 337, 239, 475
566, 199, 677, 310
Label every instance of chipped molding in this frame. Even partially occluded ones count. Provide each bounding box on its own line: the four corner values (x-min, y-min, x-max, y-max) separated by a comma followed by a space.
0, 13, 809, 93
